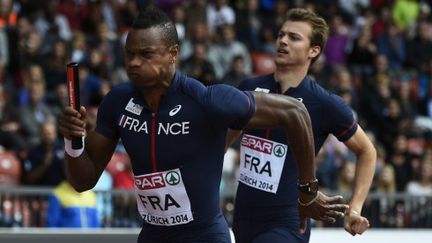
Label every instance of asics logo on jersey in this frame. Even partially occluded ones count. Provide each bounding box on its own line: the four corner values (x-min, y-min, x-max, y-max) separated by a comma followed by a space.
169, 105, 182, 116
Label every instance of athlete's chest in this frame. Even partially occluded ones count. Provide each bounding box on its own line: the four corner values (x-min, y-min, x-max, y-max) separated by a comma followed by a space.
114, 95, 216, 172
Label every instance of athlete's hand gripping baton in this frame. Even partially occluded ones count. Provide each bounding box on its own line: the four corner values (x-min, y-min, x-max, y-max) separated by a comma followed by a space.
66, 62, 83, 149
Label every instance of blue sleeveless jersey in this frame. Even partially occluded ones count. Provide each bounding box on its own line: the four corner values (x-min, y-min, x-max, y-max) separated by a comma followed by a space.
234, 74, 357, 223
95, 72, 255, 242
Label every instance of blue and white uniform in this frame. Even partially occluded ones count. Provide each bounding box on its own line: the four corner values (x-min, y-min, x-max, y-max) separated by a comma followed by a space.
233, 74, 357, 243
96, 72, 255, 243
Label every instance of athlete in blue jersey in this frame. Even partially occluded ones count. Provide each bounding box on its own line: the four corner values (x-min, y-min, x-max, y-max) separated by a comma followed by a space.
227, 8, 377, 243
58, 6, 347, 243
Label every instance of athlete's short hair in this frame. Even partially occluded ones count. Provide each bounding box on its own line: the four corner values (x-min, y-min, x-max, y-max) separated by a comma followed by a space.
284, 8, 329, 63
132, 5, 179, 47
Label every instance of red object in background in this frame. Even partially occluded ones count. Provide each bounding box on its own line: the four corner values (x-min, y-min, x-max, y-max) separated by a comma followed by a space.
0, 150, 21, 185
250, 52, 276, 76
106, 152, 134, 189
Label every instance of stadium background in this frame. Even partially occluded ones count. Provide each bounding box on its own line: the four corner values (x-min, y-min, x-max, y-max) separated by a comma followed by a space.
1, 0, 432, 242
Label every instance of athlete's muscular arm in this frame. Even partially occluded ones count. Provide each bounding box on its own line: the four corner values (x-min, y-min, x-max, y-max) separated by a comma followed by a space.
59, 106, 117, 192
343, 126, 376, 235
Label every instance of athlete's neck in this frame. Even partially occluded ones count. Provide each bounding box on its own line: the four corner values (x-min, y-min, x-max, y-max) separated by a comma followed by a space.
274, 63, 309, 93
141, 69, 175, 112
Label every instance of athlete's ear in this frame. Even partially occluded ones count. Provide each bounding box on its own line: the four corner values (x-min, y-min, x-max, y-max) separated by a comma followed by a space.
309, 46, 320, 59
169, 44, 180, 63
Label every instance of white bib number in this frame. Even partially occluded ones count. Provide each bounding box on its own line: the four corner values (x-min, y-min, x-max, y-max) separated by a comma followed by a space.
134, 168, 193, 226
239, 134, 287, 193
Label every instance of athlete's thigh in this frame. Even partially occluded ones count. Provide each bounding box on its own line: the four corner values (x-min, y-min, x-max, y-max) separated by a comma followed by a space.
252, 227, 309, 243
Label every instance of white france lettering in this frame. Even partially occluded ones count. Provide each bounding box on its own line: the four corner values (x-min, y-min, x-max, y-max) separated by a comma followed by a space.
121, 116, 148, 133
124, 116, 133, 127
138, 121, 148, 133
131, 118, 140, 131
157, 122, 190, 135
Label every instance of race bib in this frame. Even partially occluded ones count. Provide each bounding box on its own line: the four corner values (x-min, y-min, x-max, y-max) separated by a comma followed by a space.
239, 134, 287, 193
134, 168, 193, 226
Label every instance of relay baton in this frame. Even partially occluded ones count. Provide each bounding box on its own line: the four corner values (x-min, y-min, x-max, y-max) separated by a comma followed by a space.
66, 62, 84, 149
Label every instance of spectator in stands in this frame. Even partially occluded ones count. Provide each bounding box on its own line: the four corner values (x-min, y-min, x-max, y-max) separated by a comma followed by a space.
258, 26, 276, 55
46, 180, 100, 228
207, 24, 251, 80
405, 20, 432, 72
179, 41, 216, 85
396, 79, 417, 119
19, 75, 55, 148
17, 17, 44, 70
309, 55, 332, 89
337, 156, 357, 193
316, 135, 349, 191
348, 25, 378, 78
206, 0, 235, 34
185, 0, 208, 29
46, 83, 68, 118
18, 64, 46, 106
234, 0, 263, 51
172, 5, 186, 43
331, 66, 359, 110
375, 164, 396, 193
418, 59, 432, 118
406, 154, 432, 195
388, 134, 413, 191
0, 83, 26, 155
78, 63, 104, 107
324, 14, 350, 67
34, 0, 72, 54
70, 31, 88, 64
41, 39, 68, 95
180, 21, 211, 61
362, 73, 392, 144
376, 21, 406, 70
220, 55, 248, 87
23, 118, 65, 186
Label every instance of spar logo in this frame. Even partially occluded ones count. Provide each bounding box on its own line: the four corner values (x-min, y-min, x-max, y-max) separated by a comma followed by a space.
273, 144, 286, 157
135, 171, 182, 190
241, 135, 273, 154
165, 171, 180, 185
135, 173, 166, 190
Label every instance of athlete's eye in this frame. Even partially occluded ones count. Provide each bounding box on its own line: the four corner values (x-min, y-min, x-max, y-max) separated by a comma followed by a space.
289, 34, 301, 41
140, 51, 156, 59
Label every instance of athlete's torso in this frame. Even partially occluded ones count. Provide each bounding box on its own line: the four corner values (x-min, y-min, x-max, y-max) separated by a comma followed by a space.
234, 74, 357, 222
96, 72, 254, 241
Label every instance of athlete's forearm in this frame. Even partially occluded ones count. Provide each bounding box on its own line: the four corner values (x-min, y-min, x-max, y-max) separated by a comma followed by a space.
65, 132, 115, 192
280, 101, 316, 183
65, 155, 100, 192
350, 146, 376, 213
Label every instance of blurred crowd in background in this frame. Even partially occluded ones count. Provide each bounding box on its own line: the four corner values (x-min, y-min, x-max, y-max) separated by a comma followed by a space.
1, 0, 432, 229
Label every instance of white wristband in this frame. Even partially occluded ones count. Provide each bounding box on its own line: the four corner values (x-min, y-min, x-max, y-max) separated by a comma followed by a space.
64, 137, 85, 158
